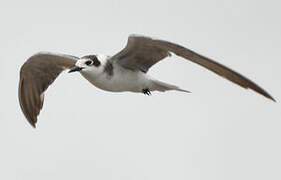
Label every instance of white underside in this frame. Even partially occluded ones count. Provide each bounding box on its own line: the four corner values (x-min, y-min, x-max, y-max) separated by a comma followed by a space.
80, 64, 188, 93
81, 65, 152, 92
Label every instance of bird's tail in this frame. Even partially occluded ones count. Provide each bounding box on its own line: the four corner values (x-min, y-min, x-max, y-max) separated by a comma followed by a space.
151, 80, 191, 93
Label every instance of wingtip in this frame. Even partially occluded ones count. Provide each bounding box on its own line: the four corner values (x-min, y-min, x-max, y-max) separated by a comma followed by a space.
28, 121, 37, 128
31, 123, 37, 128
268, 96, 276, 103
26, 117, 37, 128
261, 91, 276, 102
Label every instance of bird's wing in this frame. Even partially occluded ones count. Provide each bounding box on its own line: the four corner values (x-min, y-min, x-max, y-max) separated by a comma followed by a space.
111, 34, 275, 101
111, 35, 171, 73
19, 52, 78, 127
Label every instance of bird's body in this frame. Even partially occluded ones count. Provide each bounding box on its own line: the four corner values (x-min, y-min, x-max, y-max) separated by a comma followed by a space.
80, 55, 149, 93
84, 64, 149, 93
80, 54, 186, 93
18, 34, 275, 127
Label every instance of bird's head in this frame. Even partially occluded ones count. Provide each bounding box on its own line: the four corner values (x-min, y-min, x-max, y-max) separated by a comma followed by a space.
68, 55, 104, 74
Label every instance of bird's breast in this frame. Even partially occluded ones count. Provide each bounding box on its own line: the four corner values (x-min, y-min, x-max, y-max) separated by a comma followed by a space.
81, 67, 149, 93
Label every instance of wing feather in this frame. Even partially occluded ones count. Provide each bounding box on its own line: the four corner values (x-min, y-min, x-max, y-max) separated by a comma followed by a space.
18, 52, 78, 127
112, 35, 275, 101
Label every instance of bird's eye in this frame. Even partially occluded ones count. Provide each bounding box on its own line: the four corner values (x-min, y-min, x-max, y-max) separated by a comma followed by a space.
85, 60, 93, 66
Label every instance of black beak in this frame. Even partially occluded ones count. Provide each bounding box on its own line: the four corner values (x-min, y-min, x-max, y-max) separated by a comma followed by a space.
68, 66, 84, 73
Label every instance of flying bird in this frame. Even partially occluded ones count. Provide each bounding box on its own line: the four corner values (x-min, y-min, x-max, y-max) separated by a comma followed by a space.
19, 34, 275, 127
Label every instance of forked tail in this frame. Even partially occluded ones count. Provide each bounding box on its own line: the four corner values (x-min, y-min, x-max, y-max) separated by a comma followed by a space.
151, 80, 191, 93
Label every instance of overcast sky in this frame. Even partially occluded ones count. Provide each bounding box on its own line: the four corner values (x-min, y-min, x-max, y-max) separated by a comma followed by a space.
1, 0, 281, 179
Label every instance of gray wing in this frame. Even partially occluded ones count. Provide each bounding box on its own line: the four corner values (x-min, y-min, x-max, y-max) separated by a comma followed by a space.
112, 35, 275, 101
19, 52, 78, 127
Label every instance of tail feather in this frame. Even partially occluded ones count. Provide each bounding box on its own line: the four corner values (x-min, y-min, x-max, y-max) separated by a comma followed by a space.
151, 80, 191, 93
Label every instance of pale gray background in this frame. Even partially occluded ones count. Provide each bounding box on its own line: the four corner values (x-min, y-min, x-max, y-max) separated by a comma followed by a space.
1, 0, 281, 179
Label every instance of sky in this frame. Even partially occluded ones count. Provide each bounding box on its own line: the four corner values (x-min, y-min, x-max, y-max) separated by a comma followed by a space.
1, 0, 281, 179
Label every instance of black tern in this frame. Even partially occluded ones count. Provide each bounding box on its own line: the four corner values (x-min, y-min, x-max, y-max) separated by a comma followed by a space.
19, 34, 275, 127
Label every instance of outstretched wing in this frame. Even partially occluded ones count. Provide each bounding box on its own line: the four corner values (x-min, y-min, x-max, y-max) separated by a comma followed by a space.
19, 52, 78, 127
111, 35, 275, 101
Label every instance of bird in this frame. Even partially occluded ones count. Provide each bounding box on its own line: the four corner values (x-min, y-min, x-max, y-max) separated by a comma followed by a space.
19, 34, 275, 127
